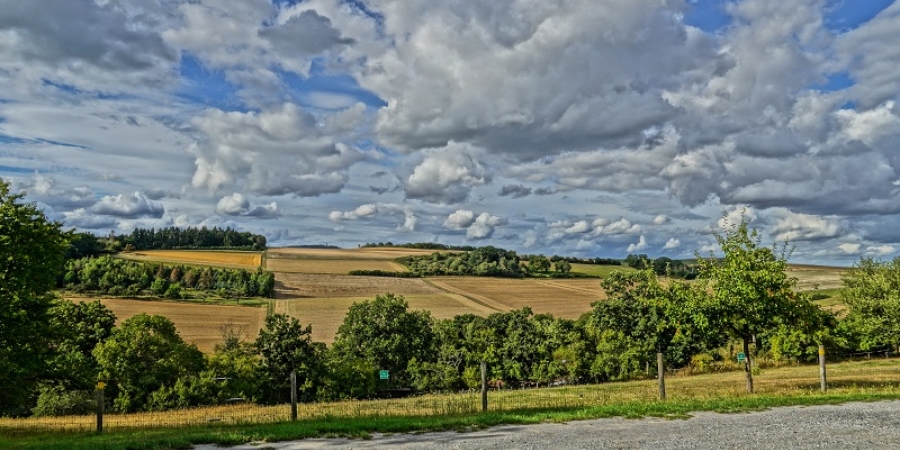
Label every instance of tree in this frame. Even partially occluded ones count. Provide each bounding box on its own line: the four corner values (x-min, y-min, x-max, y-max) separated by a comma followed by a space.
840, 257, 900, 352
585, 270, 713, 381
529, 255, 551, 273
554, 260, 572, 274
0, 179, 69, 415
254, 314, 323, 403
692, 219, 826, 393
46, 300, 117, 390
624, 254, 650, 270
330, 293, 435, 387
93, 314, 205, 412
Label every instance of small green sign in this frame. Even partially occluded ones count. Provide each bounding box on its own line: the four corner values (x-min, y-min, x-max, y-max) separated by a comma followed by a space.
379, 370, 390, 380
737, 352, 746, 362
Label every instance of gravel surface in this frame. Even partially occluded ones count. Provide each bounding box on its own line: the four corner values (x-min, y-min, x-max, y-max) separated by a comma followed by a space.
193, 400, 900, 450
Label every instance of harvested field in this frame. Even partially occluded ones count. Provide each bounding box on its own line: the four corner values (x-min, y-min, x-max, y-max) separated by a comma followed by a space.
273, 273, 443, 299
268, 247, 440, 260
117, 250, 262, 270
266, 257, 405, 274
276, 293, 495, 343
428, 277, 604, 319
788, 264, 847, 291
74, 297, 266, 353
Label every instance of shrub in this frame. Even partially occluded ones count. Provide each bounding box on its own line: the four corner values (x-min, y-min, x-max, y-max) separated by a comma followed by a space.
32, 386, 95, 417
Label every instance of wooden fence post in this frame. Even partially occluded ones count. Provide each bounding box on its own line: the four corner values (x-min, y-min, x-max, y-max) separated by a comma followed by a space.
96, 382, 105, 433
290, 370, 298, 421
480, 361, 488, 412
657, 352, 666, 401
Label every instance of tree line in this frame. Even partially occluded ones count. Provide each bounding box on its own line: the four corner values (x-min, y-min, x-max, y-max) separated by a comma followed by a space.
4, 178, 900, 417
60, 256, 275, 299
118, 226, 267, 251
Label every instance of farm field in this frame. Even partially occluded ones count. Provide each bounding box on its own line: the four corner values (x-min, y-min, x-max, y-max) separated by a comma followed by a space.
788, 264, 847, 291
117, 250, 262, 270
80, 248, 854, 349
73, 297, 267, 353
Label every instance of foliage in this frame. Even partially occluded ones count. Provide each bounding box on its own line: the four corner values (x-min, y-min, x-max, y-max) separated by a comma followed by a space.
31, 386, 95, 417
119, 226, 267, 251
840, 257, 900, 351
330, 293, 436, 387
61, 255, 275, 298
624, 254, 650, 270
0, 179, 70, 415
362, 242, 476, 251
347, 269, 421, 277
583, 270, 717, 381
45, 300, 117, 391
398, 246, 524, 277
255, 314, 324, 404
93, 314, 206, 412
691, 219, 830, 392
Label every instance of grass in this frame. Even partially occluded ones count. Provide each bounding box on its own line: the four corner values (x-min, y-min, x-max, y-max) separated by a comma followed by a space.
4, 359, 900, 450
4, 392, 900, 450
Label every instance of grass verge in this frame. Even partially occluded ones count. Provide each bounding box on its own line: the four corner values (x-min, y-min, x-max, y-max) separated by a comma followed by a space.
4, 391, 900, 450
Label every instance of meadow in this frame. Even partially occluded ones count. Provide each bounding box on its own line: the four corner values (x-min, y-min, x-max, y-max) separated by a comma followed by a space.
3, 358, 898, 441
73, 248, 852, 349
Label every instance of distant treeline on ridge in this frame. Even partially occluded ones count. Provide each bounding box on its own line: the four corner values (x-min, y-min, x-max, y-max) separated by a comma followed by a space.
119, 226, 267, 251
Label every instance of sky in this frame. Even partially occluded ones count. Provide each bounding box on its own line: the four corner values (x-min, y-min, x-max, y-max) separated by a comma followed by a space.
1, 0, 899, 265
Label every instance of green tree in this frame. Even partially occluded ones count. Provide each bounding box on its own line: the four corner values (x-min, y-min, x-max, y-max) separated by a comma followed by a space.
585, 270, 711, 381
0, 179, 69, 415
554, 260, 572, 274
93, 314, 205, 412
692, 219, 826, 393
840, 257, 900, 352
528, 255, 551, 273
46, 300, 117, 391
330, 293, 435, 387
255, 314, 323, 403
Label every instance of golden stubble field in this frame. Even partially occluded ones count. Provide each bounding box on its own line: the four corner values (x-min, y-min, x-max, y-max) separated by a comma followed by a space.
117, 250, 262, 270
71, 297, 266, 353
80, 248, 851, 350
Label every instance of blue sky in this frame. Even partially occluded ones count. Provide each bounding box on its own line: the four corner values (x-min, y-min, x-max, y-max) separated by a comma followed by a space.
1, 0, 899, 264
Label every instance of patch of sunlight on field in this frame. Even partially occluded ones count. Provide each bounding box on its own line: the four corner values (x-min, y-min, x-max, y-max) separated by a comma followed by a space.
78, 297, 267, 353
118, 250, 262, 270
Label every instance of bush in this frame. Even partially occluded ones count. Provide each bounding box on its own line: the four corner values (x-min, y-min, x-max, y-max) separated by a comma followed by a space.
32, 386, 95, 417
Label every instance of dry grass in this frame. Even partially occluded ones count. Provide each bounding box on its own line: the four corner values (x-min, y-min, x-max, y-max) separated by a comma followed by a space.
277, 293, 498, 343
427, 277, 604, 319
268, 247, 440, 260
266, 257, 405, 274
117, 250, 262, 270
4, 359, 898, 434
788, 264, 847, 291
72, 297, 267, 353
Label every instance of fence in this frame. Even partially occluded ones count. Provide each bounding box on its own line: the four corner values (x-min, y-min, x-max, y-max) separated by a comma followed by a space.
3, 356, 900, 436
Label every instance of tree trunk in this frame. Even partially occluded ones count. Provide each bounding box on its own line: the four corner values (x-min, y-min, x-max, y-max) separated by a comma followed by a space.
743, 336, 754, 393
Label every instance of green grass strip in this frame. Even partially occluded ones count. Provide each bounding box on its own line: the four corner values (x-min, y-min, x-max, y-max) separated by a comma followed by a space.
3, 391, 900, 450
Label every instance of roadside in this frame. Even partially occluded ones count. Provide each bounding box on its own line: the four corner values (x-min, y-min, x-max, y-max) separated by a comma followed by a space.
193, 400, 900, 450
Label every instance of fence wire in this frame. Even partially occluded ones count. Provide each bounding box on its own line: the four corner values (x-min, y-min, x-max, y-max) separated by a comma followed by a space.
3, 358, 899, 436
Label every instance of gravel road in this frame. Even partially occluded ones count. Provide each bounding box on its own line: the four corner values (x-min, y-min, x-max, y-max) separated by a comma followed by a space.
194, 400, 900, 450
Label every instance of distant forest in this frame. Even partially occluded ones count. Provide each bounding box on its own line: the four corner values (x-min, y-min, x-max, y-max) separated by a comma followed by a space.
120, 226, 267, 251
